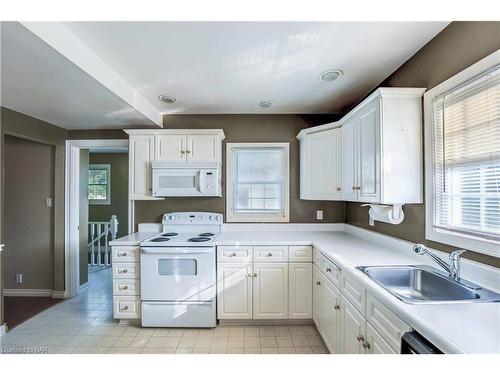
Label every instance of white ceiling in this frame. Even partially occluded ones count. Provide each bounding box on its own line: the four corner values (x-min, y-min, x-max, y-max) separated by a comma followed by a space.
1, 21, 449, 129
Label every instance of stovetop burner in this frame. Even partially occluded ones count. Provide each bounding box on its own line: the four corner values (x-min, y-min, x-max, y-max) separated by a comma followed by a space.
199, 233, 215, 237
162, 232, 178, 237
151, 237, 170, 242
188, 237, 211, 242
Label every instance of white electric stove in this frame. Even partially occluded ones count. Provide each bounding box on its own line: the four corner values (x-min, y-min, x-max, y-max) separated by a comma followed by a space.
140, 212, 223, 328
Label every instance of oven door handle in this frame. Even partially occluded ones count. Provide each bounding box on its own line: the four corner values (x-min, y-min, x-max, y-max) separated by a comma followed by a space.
141, 247, 214, 254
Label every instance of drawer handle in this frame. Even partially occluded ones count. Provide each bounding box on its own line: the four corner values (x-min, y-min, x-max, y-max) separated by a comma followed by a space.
326, 267, 332, 272
247, 273, 252, 278
316, 281, 321, 286
267, 252, 273, 257
122, 286, 129, 290
122, 305, 129, 311
253, 273, 257, 278
334, 304, 340, 310
363, 341, 371, 350
356, 334, 365, 342
121, 253, 128, 257
231, 252, 237, 257
119, 269, 128, 274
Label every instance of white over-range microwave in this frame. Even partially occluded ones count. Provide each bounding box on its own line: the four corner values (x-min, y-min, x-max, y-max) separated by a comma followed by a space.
152, 161, 222, 197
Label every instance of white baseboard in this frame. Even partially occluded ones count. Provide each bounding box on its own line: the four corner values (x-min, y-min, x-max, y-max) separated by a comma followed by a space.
77, 282, 89, 294
0, 324, 7, 336
3, 288, 53, 297
51, 290, 66, 299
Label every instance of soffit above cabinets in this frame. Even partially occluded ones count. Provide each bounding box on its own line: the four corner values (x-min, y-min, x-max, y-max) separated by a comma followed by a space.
1, 21, 449, 129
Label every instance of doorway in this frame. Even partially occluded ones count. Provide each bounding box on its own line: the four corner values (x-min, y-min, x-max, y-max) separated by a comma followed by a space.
2, 135, 61, 329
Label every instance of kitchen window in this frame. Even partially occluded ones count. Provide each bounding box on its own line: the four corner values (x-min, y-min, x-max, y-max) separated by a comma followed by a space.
424, 52, 500, 257
226, 143, 290, 222
88, 164, 111, 205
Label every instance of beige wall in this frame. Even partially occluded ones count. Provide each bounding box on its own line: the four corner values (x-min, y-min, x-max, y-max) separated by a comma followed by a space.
134, 114, 346, 225
346, 21, 500, 268
89, 153, 129, 239
0, 107, 67, 303
3, 136, 55, 289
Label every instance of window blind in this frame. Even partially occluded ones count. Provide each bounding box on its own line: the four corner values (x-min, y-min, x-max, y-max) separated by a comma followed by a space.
432, 64, 500, 242
231, 147, 285, 213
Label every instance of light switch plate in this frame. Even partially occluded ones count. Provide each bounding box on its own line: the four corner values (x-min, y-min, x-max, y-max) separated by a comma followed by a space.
316, 210, 323, 220
16, 274, 23, 284
46, 198, 53, 208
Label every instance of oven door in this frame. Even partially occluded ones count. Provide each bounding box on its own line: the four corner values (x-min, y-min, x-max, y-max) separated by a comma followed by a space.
140, 247, 215, 302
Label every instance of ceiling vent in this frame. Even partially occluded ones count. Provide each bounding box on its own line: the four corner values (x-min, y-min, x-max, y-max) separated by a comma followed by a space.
319, 69, 343, 82
159, 94, 176, 104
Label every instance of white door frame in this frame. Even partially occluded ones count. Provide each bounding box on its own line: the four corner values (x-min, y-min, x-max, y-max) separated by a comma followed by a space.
64, 139, 129, 298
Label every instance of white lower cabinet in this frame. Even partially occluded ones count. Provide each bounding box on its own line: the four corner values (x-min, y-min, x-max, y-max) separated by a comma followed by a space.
312, 265, 322, 327
217, 263, 253, 319
366, 322, 397, 354
253, 263, 288, 319
322, 276, 342, 353
341, 296, 367, 354
288, 263, 312, 319
112, 245, 141, 320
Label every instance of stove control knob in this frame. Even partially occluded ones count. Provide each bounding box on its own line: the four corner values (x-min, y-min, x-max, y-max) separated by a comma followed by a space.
169, 215, 175, 220
209, 215, 215, 220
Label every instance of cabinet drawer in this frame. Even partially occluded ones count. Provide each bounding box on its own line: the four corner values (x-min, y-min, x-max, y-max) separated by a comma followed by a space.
313, 248, 323, 267
341, 272, 366, 315
322, 256, 341, 288
113, 297, 141, 319
217, 246, 252, 263
253, 246, 288, 262
289, 245, 312, 262
113, 279, 140, 296
112, 263, 140, 279
112, 246, 140, 263
366, 293, 410, 352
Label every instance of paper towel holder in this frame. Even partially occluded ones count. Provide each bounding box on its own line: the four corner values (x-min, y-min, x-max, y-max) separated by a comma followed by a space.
361, 203, 405, 226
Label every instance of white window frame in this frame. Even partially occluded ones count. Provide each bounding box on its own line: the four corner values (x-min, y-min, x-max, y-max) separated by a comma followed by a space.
424, 50, 500, 258
88, 163, 111, 205
226, 142, 290, 222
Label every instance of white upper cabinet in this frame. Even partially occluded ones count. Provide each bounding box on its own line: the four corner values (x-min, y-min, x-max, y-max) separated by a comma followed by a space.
299, 87, 425, 204
125, 129, 225, 200
298, 124, 342, 200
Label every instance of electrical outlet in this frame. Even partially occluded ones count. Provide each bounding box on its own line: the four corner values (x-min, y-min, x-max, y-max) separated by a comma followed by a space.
316, 210, 323, 220
16, 273, 23, 284
46, 198, 53, 208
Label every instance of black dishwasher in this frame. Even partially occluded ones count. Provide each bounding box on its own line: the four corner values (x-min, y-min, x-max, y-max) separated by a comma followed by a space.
401, 331, 443, 354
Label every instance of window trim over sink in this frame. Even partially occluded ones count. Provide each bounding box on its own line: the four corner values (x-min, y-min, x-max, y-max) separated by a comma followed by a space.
423, 50, 500, 258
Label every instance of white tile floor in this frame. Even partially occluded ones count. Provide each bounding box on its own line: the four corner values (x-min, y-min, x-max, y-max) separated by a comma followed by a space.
0, 268, 328, 354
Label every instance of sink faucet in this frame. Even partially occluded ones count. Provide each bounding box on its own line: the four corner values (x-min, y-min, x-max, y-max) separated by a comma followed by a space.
413, 244, 466, 280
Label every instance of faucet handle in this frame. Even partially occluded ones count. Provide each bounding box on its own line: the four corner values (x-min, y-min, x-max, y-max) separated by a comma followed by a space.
413, 244, 428, 255
450, 249, 466, 261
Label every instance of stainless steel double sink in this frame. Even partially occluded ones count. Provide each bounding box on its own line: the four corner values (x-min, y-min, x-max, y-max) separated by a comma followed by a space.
356, 265, 500, 304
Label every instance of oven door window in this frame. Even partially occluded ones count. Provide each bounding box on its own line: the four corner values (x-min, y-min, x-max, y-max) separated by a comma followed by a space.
158, 258, 197, 276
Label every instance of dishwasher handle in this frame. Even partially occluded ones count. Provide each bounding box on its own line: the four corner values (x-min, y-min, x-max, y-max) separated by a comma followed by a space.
401, 332, 442, 354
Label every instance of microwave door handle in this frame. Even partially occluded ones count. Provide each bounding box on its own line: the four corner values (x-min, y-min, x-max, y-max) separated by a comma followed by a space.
199, 171, 205, 194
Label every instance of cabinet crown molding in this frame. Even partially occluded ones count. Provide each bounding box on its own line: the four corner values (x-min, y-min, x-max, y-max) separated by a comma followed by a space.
124, 128, 225, 139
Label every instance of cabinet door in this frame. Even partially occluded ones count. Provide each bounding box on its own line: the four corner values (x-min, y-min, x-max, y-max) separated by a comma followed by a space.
357, 100, 380, 202
312, 265, 322, 329
341, 296, 367, 354
288, 263, 312, 319
342, 118, 358, 201
310, 128, 342, 199
366, 322, 397, 354
253, 263, 288, 319
217, 263, 252, 319
322, 276, 341, 353
129, 135, 155, 199
155, 134, 186, 162
186, 135, 218, 162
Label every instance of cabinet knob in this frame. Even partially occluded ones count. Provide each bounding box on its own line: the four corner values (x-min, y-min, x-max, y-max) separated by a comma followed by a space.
326, 267, 332, 272
334, 304, 340, 310
181, 150, 185, 154
357, 334, 365, 342
267, 252, 273, 257
247, 273, 252, 278
253, 273, 258, 278
123, 286, 128, 290
364, 341, 371, 350
121, 253, 127, 257
122, 305, 129, 311
336, 187, 341, 191
357, 186, 361, 190
186, 150, 191, 154
316, 281, 321, 286
352, 186, 356, 191
231, 252, 237, 257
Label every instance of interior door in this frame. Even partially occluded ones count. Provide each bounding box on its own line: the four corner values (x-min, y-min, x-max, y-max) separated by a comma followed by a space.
310, 128, 342, 199
322, 276, 341, 353
253, 263, 288, 319
186, 135, 217, 162
155, 134, 186, 162
357, 99, 380, 202
288, 263, 312, 319
217, 263, 253, 319
342, 118, 358, 201
341, 295, 367, 354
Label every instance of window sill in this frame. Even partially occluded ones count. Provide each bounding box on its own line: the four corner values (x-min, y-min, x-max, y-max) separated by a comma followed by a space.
226, 211, 290, 223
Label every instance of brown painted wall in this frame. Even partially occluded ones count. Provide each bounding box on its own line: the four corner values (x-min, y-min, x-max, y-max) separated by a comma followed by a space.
346, 21, 500, 268
134, 114, 345, 224
89, 153, 129, 239
3, 136, 55, 289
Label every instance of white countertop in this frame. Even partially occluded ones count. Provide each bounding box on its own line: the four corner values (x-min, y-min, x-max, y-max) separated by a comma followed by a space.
110, 225, 500, 353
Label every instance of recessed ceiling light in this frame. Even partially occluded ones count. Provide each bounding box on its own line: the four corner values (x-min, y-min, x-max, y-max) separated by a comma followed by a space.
158, 94, 176, 104
319, 69, 343, 82
259, 101, 273, 108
